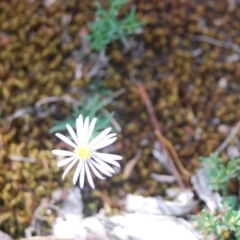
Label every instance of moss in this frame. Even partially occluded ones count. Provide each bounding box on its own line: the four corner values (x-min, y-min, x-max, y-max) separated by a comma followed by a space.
1, 0, 240, 239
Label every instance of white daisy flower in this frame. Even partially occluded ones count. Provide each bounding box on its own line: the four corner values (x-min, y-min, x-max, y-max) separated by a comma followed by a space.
52, 115, 122, 189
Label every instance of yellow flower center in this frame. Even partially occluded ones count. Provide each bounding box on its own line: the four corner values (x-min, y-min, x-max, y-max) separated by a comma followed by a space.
75, 145, 92, 161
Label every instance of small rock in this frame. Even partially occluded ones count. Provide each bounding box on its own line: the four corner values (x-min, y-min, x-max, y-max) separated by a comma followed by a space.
218, 124, 230, 136
218, 77, 228, 88
227, 145, 240, 158
0, 231, 13, 240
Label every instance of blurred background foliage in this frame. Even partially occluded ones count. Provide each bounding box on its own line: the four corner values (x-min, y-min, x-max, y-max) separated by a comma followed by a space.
1, 0, 240, 238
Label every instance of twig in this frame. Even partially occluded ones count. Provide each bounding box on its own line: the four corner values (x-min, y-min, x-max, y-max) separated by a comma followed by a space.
101, 88, 125, 132
6, 89, 125, 124
5, 107, 33, 122
35, 95, 82, 108
111, 87, 126, 99
10, 155, 36, 163
215, 120, 240, 153
135, 82, 185, 188
135, 82, 160, 132
5, 96, 74, 122
101, 108, 122, 132
150, 173, 176, 183
193, 35, 240, 54
154, 131, 191, 177
79, 27, 90, 55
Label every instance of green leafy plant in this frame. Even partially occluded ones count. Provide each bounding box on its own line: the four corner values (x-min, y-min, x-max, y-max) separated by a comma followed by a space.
197, 203, 240, 239
197, 209, 218, 237
50, 94, 115, 136
88, 0, 145, 54
197, 153, 240, 239
200, 153, 240, 197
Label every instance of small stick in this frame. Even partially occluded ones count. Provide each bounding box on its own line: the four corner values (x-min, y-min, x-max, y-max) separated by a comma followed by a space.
10, 155, 36, 163
101, 108, 122, 132
135, 82, 185, 188
35, 95, 82, 108
215, 120, 240, 153
193, 35, 240, 54
6, 88, 126, 124
154, 131, 191, 177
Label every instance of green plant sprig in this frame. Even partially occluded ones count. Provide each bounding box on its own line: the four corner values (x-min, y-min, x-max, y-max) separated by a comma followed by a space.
200, 153, 240, 197
88, 0, 146, 54
50, 94, 115, 137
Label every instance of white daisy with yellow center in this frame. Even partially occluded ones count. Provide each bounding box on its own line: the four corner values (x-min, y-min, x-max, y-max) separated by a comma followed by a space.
52, 115, 122, 188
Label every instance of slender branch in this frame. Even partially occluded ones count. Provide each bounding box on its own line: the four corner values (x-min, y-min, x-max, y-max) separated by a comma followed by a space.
10, 155, 36, 163
154, 131, 191, 177
5, 88, 125, 123
193, 35, 240, 54
135, 82, 185, 188
35, 95, 82, 108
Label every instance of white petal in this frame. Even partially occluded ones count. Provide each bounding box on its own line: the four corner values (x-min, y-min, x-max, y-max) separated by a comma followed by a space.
102, 132, 116, 139
85, 163, 95, 188
93, 153, 121, 167
89, 127, 112, 147
66, 124, 79, 146
88, 161, 105, 179
79, 162, 85, 188
86, 118, 97, 144
82, 117, 89, 144
52, 149, 75, 157
76, 115, 83, 144
91, 133, 116, 148
98, 133, 116, 143
57, 156, 76, 167
90, 160, 113, 177
104, 159, 120, 167
93, 157, 115, 173
62, 158, 78, 179
55, 133, 77, 148
94, 152, 123, 161
91, 137, 117, 150
91, 133, 116, 149
73, 161, 83, 184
